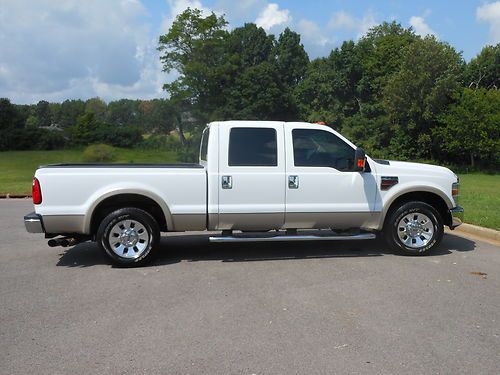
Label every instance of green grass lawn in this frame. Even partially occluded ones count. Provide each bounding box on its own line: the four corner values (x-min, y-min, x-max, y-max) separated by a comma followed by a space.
458, 173, 500, 230
1, 150, 498, 230
0, 148, 178, 195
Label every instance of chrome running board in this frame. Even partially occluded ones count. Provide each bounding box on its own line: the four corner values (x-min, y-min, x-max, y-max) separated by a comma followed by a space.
209, 232, 376, 243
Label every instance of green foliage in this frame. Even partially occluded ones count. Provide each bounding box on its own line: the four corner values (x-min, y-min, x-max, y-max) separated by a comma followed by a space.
0, 98, 66, 151
35, 100, 52, 127
69, 112, 142, 148
383, 36, 464, 159
94, 124, 143, 148
465, 44, 499, 89
434, 88, 500, 167
69, 113, 99, 145
158, 8, 228, 119
274, 28, 309, 87
82, 144, 116, 162
223, 62, 292, 120
1, 16, 497, 169
57, 99, 85, 128
138, 133, 199, 162
85, 97, 107, 120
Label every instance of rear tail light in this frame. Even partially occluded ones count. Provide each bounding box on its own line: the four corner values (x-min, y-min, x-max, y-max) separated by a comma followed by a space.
452, 182, 459, 202
32, 177, 42, 204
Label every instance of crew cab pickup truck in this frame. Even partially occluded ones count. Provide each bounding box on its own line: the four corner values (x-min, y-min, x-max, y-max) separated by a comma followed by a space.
24, 121, 463, 266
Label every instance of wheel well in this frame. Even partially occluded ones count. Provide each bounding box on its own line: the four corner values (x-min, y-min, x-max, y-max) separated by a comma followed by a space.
90, 194, 167, 235
385, 191, 451, 227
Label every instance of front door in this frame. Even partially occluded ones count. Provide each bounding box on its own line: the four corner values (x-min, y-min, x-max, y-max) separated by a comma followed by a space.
218, 123, 286, 230
284, 125, 379, 229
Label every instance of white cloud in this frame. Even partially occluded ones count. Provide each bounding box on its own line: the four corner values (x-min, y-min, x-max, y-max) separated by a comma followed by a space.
214, 0, 265, 22
328, 10, 377, 38
297, 19, 336, 58
255, 3, 292, 31
476, 1, 500, 43
160, 0, 215, 34
0, 0, 167, 104
298, 19, 330, 46
409, 15, 437, 37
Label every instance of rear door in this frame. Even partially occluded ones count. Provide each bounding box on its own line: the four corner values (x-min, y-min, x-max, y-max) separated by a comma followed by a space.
217, 122, 286, 230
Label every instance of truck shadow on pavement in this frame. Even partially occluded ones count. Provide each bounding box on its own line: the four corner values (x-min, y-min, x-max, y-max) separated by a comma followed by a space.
56, 232, 476, 268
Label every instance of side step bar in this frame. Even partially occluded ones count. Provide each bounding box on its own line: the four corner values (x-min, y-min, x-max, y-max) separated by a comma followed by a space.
209, 232, 376, 243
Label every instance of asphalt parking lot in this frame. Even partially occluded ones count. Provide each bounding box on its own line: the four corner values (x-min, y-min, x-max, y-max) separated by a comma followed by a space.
1, 199, 499, 375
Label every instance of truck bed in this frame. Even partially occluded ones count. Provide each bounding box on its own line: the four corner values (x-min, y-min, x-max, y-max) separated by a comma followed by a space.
34, 164, 207, 234
39, 163, 204, 168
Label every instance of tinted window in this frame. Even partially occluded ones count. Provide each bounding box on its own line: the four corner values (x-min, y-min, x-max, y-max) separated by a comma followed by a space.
229, 128, 277, 166
292, 129, 354, 171
200, 127, 209, 161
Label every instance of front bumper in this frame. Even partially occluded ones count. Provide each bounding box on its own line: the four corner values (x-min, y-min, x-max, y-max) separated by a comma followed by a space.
449, 206, 464, 229
24, 212, 44, 233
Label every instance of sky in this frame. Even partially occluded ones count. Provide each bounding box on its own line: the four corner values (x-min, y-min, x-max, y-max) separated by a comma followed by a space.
0, 0, 499, 104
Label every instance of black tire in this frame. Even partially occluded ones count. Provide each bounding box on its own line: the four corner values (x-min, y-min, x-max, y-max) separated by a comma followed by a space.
384, 201, 443, 255
97, 207, 160, 267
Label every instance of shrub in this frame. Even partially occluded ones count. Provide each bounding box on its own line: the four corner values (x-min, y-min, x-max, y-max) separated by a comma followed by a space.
83, 144, 116, 162
36, 130, 66, 150
95, 125, 143, 148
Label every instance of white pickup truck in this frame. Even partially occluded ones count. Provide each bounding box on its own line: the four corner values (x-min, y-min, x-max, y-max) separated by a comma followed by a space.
24, 121, 463, 266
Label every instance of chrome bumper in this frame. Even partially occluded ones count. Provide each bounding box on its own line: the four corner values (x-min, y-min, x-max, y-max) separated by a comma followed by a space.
24, 212, 44, 233
449, 206, 464, 229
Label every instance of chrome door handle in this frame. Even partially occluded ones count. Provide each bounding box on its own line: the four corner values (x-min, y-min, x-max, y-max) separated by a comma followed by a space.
222, 175, 232, 189
288, 175, 299, 189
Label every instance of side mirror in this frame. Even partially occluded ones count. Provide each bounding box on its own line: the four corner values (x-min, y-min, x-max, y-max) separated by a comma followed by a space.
354, 148, 366, 172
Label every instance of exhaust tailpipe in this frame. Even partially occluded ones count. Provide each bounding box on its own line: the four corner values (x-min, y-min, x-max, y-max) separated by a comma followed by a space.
47, 237, 79, 248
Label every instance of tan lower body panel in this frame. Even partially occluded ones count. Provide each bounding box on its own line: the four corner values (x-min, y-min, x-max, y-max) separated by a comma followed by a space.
215, 212, 381, 231
217, 213, 284, 231
171, 214, 207, 231
42, 215, 86, 234
284, 211, 382, 230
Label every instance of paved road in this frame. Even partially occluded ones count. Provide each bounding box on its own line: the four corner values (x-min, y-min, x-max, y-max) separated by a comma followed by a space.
1, 200, 499, 375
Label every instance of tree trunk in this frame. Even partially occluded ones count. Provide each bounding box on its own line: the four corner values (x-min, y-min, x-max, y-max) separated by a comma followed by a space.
470, 152, 475, 168
174, 115, 187, 145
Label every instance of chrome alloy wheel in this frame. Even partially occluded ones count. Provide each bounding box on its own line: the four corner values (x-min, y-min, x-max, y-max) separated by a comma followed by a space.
108, 219, 150, 259
397, 212, 434, 249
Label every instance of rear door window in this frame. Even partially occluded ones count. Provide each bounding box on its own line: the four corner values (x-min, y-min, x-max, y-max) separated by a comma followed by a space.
229, 128, 277, 166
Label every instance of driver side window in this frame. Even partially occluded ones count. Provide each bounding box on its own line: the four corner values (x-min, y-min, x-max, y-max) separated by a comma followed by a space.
292, 129, 355, 171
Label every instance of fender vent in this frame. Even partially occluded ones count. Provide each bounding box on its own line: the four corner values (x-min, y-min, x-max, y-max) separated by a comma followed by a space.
381, 176, 399, 190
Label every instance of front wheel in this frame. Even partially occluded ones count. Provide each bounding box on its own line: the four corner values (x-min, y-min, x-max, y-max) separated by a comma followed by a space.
384, 201, 443, 255
97, 207, 160, 267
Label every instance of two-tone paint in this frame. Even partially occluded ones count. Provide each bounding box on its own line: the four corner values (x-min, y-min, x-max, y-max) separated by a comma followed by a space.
26, 121, 462, 236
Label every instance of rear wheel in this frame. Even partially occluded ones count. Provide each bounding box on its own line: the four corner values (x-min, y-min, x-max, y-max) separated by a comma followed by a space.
384, 201, 443, 255
97, 207, 160, 267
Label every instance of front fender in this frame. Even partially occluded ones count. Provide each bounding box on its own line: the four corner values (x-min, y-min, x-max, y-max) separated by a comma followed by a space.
377, 182, 453, 229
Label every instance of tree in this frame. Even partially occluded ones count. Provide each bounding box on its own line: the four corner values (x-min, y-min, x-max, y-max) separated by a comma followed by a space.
58, 99, 85, 128
465, 44, 500, 89
223, 62, 291, 120
70, 113, 100, 145
0, 98, 22, 131
158, 7, 229, 124
106, 99, 140, 127
35, 100, 52, 127
274, 28, 309, 87
357, 22, 417, 100
227, 23, 274, 68
434, 88, 500, 167
138, 99, 178, 133
383, 36, 464, 159
85, 97, 107, 121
